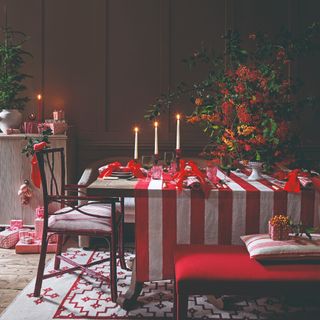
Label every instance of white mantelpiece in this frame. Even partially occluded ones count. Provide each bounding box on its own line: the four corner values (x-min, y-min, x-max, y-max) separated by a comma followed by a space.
0, 134, 71, 226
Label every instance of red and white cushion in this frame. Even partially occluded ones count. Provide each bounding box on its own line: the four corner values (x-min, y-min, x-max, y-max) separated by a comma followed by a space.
48, 203, 112, 233
241, 233, 320, 261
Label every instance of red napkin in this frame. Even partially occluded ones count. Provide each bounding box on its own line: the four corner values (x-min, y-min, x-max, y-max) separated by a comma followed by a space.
98, 160, 146, 178
126, 160, 146, 178
284, 169, 300, 193
98, 162, 121, 178
173, 160, 210, 196
31, 142, 47, 188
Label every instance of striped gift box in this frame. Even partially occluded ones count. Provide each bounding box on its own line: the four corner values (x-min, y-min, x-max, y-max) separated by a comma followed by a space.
0, 229, 20, 249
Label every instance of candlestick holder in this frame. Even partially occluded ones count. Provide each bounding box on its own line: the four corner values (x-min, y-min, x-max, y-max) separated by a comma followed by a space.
176, 149, 181, 171
153, 154, 159, 165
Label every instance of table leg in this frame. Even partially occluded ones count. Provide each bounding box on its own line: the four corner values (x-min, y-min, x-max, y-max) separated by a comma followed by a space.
117, 258, 143, 310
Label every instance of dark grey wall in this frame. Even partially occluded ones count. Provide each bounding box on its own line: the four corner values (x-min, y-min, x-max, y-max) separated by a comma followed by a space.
1, 0, 319, 176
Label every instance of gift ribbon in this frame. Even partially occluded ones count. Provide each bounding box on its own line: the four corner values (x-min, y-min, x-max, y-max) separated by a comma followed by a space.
31, 142, 47, 188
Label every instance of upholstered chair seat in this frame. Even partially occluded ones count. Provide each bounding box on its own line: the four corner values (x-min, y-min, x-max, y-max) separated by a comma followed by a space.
48, 204, 116, 233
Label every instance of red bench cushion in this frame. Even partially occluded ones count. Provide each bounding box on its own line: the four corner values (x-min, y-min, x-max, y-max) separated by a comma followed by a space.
175, 245, 320, 295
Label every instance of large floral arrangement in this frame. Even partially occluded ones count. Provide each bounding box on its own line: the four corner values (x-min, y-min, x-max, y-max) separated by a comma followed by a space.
146, 25, 320, 168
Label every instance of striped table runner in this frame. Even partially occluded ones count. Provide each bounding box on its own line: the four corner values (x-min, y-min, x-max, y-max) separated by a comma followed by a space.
135, 170, 320, 282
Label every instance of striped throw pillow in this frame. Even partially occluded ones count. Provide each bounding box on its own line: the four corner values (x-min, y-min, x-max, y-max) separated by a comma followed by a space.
241, 234, 320, 261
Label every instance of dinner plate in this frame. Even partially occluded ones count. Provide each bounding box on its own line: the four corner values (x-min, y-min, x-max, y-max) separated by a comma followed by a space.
111, 171, 133, 178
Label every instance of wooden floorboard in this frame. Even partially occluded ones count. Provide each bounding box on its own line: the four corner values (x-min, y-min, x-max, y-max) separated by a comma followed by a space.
0, 236, 79, 314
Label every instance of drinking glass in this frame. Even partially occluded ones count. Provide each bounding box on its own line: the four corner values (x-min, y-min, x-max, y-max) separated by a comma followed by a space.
206, 164, 219, 184
164, 152, 174, 166
142, 155, 153, 180
163, 151, 174, 172
151, 165, 163, 180
142, 155, 153, 170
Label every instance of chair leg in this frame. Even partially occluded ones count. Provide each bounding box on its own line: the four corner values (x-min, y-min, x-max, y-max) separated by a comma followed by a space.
110, 233, 118, 303
54, 234, 64, 270
34, 238, 49, 297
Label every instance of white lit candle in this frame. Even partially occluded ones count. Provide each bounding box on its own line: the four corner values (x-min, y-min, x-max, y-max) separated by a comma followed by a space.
154, 121, 159, 155
134, 127, 139, 160
176, 114, 180, 150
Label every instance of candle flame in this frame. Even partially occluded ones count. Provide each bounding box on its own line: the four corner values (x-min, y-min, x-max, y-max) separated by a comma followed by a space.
154, 121, 159, 127
37, 94, 42, 100
176, 114, 181, 120
134, 126, 139, 132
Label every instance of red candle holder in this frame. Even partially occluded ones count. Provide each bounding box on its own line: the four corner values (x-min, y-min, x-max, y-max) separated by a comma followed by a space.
154, 153, 159, 165
176, 149, 181, 171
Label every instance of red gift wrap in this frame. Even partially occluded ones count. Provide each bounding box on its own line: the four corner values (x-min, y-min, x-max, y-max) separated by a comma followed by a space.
15, 240, 57, 254
10, 219, 23, 230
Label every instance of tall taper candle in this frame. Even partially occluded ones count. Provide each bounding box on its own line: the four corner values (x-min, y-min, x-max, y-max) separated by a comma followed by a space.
176, 114, 180, 149
154, 121, 159, 155
37, 94, 42, 122
134, 127, 139, 160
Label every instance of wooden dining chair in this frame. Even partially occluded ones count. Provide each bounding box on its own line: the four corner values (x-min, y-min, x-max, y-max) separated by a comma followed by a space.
33, 147, 125, 302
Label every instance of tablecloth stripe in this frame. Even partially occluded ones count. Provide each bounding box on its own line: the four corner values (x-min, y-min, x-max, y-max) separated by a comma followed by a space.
314, 191, 320, 226
162, 189, 177, 279
232, 171, 274, 233
191, 190, 205, 244
301, 189, 315, 226
204, 190, 219, 244
218, 171, 247, 245
230, 172, 261, 235
148, 180, 163, 280
176, 189, 191, 244
135, 179, 150, 281
287, 192, 302, 224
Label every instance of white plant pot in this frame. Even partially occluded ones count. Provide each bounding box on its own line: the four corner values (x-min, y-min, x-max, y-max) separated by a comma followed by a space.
0, 109, 23, 133
248, 161, 263, 181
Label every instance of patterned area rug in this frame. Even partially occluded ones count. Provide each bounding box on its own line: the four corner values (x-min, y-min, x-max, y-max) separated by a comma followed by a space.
1, 248, 320, 320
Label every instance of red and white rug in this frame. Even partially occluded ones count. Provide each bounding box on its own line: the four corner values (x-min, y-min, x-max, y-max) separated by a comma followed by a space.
1, 248, 319, 320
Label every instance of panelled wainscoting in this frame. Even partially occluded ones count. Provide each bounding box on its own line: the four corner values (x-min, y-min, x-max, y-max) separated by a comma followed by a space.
0, 0, 319, 177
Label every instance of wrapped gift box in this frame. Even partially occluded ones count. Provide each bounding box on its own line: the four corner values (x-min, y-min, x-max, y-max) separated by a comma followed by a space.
38, 122, 67, 135
268, 221, 291, 240
15, 240, 57, 254
0, 229, 20, 249
35, 218, 44, 240
22, 121, 38, 134
10, 219, 23, 230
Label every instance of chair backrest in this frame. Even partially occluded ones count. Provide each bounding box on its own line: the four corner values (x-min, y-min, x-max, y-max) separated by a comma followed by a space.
36, 148, 66, 212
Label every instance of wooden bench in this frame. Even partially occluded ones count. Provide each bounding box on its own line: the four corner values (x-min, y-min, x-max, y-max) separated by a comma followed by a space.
174, 245, 320, 320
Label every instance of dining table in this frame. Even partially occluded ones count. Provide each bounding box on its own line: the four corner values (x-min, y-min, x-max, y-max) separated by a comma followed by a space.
87, 167, 320, 310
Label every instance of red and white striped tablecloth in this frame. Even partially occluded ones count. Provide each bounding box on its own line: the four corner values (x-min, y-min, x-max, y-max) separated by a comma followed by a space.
134, 170, 320, 282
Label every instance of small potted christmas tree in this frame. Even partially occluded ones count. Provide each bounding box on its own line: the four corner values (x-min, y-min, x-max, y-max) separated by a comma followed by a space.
0, 9, 31, 133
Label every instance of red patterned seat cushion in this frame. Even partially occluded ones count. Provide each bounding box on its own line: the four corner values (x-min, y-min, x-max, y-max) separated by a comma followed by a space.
174, 245, 320, 296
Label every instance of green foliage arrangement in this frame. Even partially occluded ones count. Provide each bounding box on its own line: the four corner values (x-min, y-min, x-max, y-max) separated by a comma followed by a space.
146, 23, 320, 168
22, 128, 52, 157
0, 12, 31, 111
